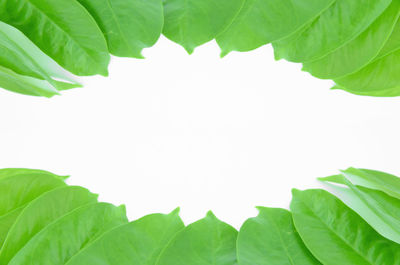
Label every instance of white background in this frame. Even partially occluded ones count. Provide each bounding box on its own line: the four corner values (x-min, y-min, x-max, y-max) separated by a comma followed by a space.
1, 37, 400, 228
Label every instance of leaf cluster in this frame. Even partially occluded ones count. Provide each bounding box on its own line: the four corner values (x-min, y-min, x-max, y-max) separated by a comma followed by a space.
0, 0, 399, 97
1, 167, 400, 264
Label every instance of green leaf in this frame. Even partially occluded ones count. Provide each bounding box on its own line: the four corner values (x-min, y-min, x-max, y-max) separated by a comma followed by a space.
0, 21, 79, 86
75, 0, 163, 58
340, 168, 400, 199
302, 1, 400, 79
0, 171, 66, 217
0, 186, 98, 265
237, 207, 320, 265
0, 0, 110, 76
375, 19, 400, 59
157, 211, 238, 265
217, 0, 335, 56
291, 189, 400, 265
0, 66, 65, 97
0, 168, 68, 180
273, 0, 392, 62
65, 209, 184, 265
334, 45, 400, 97
0, 207, 24, 248
320, 174, 400, 244
8, 202, 128, 265
0, 171, 67, 247
162, 0, 243, 54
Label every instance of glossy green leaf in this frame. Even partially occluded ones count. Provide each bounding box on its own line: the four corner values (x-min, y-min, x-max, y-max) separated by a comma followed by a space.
157, 211, 238, 265
0, 66, 64, 97
334, 45, 400, 97
291, 189, 400, 265
237, 207, 320, 265
66, 209, 184, 265
303, 1, 400, 79
217, 0, 335, 56
375, 19, 400, 59
0, 171, 67, 247
76, 0, 163, 58
162, 0, 243, 54
273, 0, 392, 63
0, 186, 98, 265
0, 208, 24, 248
0, 21, 79, 87
320, 174, 400, 243
340, 168, 400, 199
0, 168, 68, 180
0, 171, 66, 217
8, 203, 128, 265
0, 0, 110, 76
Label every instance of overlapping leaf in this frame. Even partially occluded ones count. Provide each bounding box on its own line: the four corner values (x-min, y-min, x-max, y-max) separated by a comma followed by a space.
0, 0, 398, 97
75, 0, 164, 58
291, 189, 400, 265
237, 207, 320, 265
2, 167, 400, 264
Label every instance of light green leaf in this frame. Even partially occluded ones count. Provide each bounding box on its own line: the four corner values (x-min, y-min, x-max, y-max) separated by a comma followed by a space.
76, 0, 163, 58
162, 0, 243, 54
273, 0, 392, 62
217, 0, 335, 56
0, 21, 78, 85
374, 19, 400, 60
334, 45, 400, 97
66, 209, 184, 265
320, 174, 400, 243
9, 202, 128, 265
291, 189, 400, 265
0, 171, 66, 217
302, 1, 400, 79
0, 66, 63, 97
340, 168, 400, 199
0, 171, 67, 247
0, 0, 110, 76
0, 186, 98, 265
237, 207, 320, 265
0, 168, 68, 180
0, 207, 24, 248
157, 211, 238, 265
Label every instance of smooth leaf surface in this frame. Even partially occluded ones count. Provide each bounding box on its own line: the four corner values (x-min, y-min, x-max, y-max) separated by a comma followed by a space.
375, 19, 400, 59
237, 207, 320, 265
66, 209, 184, 265
340, 168, 400, 199
157, 211, 238, 265
162, 0, 243, 53
9, 203, 128, 265
217, 0, 335, 56
0, 172, 66, 217
0, 22, 72, 85
291, 189, 400, 265
76, 0, 163, 58
0, 0, 110, 76
0, 168, 67, 180
0, 208, 24, 248
335, 46, 400, 96
320, 175, 400, 244
273, 0, 392, 62
0, 186, 98, 265
303, 1, 400, 79
0, 66, 63, 97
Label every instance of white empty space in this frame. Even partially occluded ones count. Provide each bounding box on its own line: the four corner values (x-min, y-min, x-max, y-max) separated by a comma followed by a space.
1, 37, 400, 228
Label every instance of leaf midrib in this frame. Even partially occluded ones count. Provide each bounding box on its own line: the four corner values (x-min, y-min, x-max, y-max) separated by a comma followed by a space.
22, 0, 103, 66
296, 199, 374, 265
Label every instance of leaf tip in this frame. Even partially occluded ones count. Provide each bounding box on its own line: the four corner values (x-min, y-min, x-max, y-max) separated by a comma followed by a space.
206, 210, 217, 219
170, 207, 181, 215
